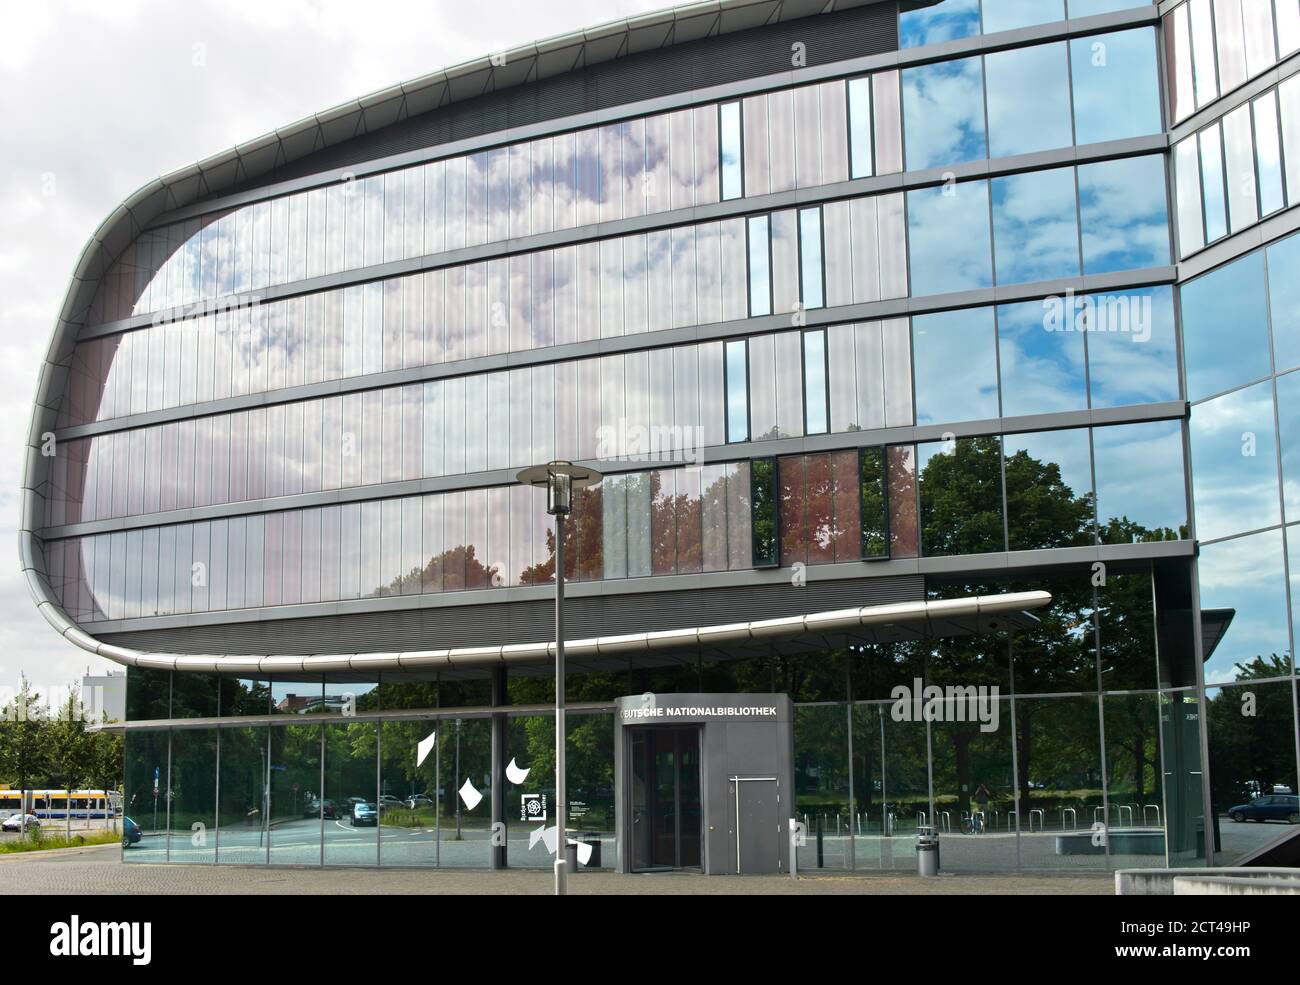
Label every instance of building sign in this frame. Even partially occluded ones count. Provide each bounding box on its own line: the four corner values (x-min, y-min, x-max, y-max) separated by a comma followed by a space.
621, 704, 778, 721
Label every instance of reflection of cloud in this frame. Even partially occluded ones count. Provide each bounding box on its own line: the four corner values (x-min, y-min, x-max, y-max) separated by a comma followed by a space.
1198, 531, 1290, 684
985, 42, 1072, 158
902, 57, 986, 170
908, 181, 993, 296
1093, 420, 1184, 532
1190, 383, 1280, 540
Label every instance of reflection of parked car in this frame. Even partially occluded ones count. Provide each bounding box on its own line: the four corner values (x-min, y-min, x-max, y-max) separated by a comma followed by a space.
378, 795, 403, 810
122, 817, 142, 847
350, 802, 378, 826
306, 798, 338, 819
1, 813, 39, 833
1228, 794, 1300, 823
406, 794, 434, 809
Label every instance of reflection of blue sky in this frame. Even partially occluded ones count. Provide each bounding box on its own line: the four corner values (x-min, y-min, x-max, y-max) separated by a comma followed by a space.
996, 298, 1085, 416
1070, 30, 1161, 146
1067, 0, 1144, 14
914, 307, 998, 424
1200, 529, 1291, 684
985, 42, 1072, 158
983, 0, 1063, 33
1274, 371, 1300, 519
1086, 286, 1179, 407
1190, 381, 1280, 541
900, 0, 980, 49
902, 57, 987, 170
1093, 419, 1185, 536
1078, 155, 1170, 274
991, 167, 1080, 284
907, 181, 993, 296
1182, 251, 1271, 401
1267, 232, 1300, 373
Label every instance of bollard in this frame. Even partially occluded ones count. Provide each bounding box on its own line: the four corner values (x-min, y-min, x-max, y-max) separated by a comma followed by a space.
816, 813, 825, 869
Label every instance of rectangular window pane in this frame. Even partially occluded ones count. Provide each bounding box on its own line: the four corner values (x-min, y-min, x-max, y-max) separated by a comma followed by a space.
1174, 136, 1206, 255
1200, 124, 1229, 242
1254, 91, 1285, 216
907, 180, 993, 296
902, 56, 986, 171
798, 207, 824, 309
985, 41, 1072, 158
803, 330, 828, 435
720, 102, 743, 200
1222, 103, 1260, 231
725, 339, 749, 443
848, 76, 873, 179
747, 215, 771, 317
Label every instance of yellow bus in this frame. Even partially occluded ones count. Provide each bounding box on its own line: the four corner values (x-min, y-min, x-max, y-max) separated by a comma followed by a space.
0, 789, 122, 820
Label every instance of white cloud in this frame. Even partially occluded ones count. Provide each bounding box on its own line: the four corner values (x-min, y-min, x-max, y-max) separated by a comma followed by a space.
0, 0, 663, 693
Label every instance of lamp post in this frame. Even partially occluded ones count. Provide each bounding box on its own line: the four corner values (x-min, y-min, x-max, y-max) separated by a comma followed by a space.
516, 460, 602, 896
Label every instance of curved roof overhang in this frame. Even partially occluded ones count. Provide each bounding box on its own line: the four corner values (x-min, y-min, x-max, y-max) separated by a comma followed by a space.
27, 591, 1053, 676
22, 0, 908, 672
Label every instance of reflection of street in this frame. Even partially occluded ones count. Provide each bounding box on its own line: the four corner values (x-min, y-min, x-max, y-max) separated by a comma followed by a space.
122, 816, 614, 868
1215, 817, 1298, 863
795, 830, 1174, 873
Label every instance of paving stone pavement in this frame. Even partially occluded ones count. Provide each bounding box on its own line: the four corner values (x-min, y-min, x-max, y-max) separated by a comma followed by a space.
1, 844, 1113, 894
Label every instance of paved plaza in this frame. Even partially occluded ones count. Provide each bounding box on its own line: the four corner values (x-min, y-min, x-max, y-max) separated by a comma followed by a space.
1, 842, 1114, 894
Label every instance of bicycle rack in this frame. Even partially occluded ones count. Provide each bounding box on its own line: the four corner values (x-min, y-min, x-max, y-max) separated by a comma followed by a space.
917, 811, 928, 827
1117, 804, 1135, 826
974, 810, 987, 831
1094, 806, 1106, 825
1061, 807, 1077, 829
1006, 809, 1016, 831
1143, 804, 1161, 827
1029, 809, 1044, 832
936, 810, 951, 832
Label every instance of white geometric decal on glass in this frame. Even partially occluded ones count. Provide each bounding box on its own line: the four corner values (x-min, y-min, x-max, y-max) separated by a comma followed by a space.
416, 730, 436, 768
459, 777, 483, 811
505, 757, 530, 784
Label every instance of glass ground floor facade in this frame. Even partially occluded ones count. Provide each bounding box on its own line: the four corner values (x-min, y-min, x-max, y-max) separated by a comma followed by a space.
117, 561, 1300, 873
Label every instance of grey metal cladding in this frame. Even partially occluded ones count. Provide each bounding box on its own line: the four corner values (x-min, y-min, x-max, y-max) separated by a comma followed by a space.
98, 574, 924, 657
228, 3, 899, 195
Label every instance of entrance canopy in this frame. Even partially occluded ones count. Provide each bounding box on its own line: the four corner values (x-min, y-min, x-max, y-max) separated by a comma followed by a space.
69, 590, 1052, 677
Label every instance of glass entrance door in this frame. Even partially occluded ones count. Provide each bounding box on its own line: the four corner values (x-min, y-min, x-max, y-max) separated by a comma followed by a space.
629, 726, 702, 870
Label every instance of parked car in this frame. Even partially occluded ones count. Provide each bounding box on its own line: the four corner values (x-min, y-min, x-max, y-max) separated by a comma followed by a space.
406, 794, 434, 809
343, 796, 366, 813
378, 795, 403, 811
1, 813, 39, 833
1228, 794, 1300, 823
350, 802, 378, 827
121, 816, 142, 848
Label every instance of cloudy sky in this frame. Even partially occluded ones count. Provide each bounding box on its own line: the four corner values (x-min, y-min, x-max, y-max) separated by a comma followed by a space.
0, 0, 667, 696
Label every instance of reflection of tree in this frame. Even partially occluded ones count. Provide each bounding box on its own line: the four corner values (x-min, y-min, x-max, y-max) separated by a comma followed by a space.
918, 437, 1005, 555
1206, 657, 1296, 813
919, 436, 1174, 822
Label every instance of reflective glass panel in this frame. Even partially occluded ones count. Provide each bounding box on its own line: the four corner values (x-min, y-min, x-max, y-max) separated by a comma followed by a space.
913, 307, 999, 425
985, 42, 1072, 159
902, 56, 987, 170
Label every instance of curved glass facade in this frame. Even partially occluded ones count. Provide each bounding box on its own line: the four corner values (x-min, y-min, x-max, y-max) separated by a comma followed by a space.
29, 1, 1300, 873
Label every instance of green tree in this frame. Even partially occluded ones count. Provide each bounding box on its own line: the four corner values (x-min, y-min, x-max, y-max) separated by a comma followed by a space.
47, 685, 94, 840
0, 675, 53, 836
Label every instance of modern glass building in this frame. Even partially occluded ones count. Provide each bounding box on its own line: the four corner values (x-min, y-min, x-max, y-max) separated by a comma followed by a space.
21, 0, 1300, 875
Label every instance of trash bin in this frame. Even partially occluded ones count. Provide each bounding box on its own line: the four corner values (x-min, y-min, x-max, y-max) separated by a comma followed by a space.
916, 824, 939, 877
565, 832, 602, 869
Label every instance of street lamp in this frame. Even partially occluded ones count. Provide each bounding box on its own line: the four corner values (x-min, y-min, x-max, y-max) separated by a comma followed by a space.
516, 460, 602, 896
